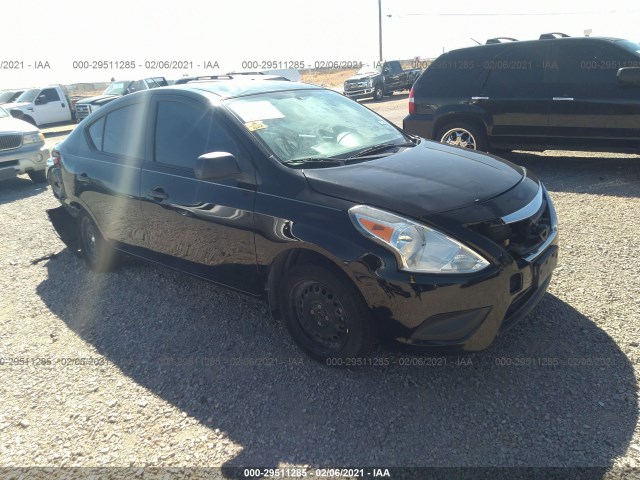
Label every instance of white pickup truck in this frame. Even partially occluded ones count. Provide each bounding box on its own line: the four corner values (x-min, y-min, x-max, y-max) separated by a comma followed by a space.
3, 85, 74, 127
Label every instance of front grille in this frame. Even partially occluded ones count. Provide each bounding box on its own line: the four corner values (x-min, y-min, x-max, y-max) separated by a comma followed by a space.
345, 81, 368, 90
0, 134, 22, 152
469, 194, 552, 258
75, 104, 91, 120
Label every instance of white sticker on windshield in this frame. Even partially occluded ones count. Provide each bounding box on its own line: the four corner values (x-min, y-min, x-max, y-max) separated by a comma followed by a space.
231, 101, 284, 122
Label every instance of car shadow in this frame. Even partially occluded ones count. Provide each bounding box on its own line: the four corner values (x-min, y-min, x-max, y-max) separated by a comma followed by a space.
0, 176, 48, 204
499, 151, 640, 198
360, 93, 409, 105
36, 251, 638, 473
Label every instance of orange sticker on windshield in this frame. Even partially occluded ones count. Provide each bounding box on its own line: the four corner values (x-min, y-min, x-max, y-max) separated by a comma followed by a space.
245, 120, 267, 131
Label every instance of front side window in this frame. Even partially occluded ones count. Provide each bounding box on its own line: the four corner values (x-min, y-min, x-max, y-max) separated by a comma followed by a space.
154, 100, 237, 170
102, 103, 146, 158
224, 89, 405, 163
42, 88, 60, 102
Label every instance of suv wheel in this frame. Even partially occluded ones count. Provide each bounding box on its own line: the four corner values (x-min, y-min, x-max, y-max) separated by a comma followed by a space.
79, 214, 118, 272
279, 264, 376, 364
373, 84, 384, 101
28, 170, 46, 183
437, 122, 487, 151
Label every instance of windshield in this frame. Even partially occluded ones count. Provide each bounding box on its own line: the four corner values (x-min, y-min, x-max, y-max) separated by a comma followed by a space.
104, 81, 129, 95
16, 89, 39, 103
356, 64, 381, 75
0, 106, 8, 118
224, 89, 407, 163
614, 39, 640, 56
0, 91, 16, 103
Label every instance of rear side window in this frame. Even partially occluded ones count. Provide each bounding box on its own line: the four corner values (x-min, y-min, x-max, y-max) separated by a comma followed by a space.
102, 103, 146, 158
154, 100, 237, 170
481, 44, 545, 94
88, 117, 105, 150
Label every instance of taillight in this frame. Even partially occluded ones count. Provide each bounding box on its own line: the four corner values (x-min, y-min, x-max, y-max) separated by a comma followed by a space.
408, 86, 415, 115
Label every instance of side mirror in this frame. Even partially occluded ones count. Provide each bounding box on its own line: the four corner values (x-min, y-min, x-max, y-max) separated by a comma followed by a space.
9, 109, 24, 119
617, 67, 640, 86
195, 152, 241, 180
34, 95, 48, 105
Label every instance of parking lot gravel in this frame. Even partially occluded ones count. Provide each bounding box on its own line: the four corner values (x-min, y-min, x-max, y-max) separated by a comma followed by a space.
1, 97, 640, 478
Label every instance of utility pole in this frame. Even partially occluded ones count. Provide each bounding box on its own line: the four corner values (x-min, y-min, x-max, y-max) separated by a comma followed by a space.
378, 0, 383, 62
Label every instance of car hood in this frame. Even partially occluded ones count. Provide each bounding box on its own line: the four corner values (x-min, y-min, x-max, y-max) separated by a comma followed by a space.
76, 95, 119, 105
345, 72, 379, 82
303, 140, 526, 219
2, 102, 30, 110
0, 115, 39, 133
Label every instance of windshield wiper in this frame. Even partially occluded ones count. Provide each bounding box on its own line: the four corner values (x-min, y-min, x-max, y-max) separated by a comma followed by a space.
346, 141, 416, 159
282, 157, 345, 168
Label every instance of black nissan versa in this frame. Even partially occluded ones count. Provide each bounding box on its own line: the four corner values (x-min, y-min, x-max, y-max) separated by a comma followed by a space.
47, 80, 558, 363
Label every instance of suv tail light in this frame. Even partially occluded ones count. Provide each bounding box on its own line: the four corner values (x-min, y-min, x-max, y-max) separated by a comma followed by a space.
408, 86, 415, 115
52, 150, 61, 166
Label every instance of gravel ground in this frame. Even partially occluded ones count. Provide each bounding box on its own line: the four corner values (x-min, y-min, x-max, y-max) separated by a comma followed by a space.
1, 99, 640, 479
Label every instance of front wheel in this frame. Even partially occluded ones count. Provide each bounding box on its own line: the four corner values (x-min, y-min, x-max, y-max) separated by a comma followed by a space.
373, 84, 384, 101
78, 214, 118, 272
436, 122, 487, 151
279, 264, 376, 364
28, 170, 46, 183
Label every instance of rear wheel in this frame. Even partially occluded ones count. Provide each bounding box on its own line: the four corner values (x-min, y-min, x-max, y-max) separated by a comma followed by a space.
78, 214, 118, 272
28, 170, 46, 183
279, 264, 376, 364
436, 122, 488, 151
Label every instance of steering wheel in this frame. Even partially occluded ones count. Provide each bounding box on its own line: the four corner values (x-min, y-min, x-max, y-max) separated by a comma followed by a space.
273, 129, 300, 158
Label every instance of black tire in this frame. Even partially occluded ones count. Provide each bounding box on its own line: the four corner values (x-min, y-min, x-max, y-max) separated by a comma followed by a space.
78, 214, 118, 272
436, 121, 488, 151
373, 84, 384, 101
28, 170, 46, 183
279, 264, 376, 364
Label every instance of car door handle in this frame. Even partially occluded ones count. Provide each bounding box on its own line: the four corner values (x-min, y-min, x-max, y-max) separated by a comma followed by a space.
553, 97, 574, 101
148, 188, 169, 201
471, 96, 489, 100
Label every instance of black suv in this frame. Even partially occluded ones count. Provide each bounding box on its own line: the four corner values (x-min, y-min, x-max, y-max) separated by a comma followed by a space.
47, 80, 557, 363
403, 34, 640, 153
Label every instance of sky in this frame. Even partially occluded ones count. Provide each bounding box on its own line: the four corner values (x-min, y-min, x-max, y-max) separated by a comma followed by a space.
1, 0, 639, 89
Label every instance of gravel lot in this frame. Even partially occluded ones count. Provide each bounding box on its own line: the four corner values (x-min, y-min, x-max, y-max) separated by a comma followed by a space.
1, 97, 640, 478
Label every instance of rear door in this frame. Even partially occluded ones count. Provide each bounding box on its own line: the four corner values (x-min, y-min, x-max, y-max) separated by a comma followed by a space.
139, 94, 259, 293
70, 99, 147, 247
546, 40, 640, 150
475, 43, 550, 148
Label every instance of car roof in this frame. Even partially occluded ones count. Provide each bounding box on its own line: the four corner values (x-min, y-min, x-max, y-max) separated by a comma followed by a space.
171, 80, 321, 99
448, 36, 627, 55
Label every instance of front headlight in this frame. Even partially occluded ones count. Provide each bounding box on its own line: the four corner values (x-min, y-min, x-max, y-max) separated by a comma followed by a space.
90, 104, 101, 113
349, 205, 490, 274
23, 132, 45, 145
367, 78, 373, 87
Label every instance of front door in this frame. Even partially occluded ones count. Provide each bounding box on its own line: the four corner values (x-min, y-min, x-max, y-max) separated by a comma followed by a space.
546, 41, 640, 151
139, 94, 259, 294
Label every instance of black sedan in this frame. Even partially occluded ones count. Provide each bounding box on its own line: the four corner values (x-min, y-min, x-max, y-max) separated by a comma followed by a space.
47, 80, 558, 363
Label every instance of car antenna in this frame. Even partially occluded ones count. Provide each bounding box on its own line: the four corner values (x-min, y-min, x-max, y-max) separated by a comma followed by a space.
470, 38, 481, 45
